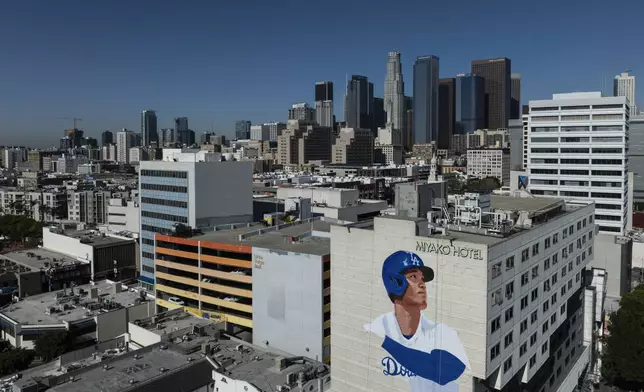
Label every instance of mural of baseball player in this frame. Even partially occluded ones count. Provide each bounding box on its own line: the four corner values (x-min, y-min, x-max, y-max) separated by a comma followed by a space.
364, 250, 470, 391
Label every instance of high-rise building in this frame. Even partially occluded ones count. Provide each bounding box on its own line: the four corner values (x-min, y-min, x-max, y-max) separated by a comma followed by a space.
373, 97, 386, 131
344, 75, 374, 133
138, 152, 253, 289
527, 92, 629, 234
174, 117, 189, 133
384, 51, 405, 131
438, 77, 456, 149
613, 71, 636, 113
315, 100, 334, 127
235, 120, 252, 140
116, 129, 137, 164
141, 110, 158, 147
250, 125, 270, 141
403, 96, 413, 151
511, 73, 521, 119
628, 115, 644, 201
455, 74, 486, 134
332, 128, 374, 165
158, 128, 176, 147
101, 130, 113, 147
412, 55, 440, 145
404, 109, 413, 152
288, 103, 315, 121
265, 122, 287, 142
315, 81, 333, 102
471, 57, 512, 129
315, 81, 334, 128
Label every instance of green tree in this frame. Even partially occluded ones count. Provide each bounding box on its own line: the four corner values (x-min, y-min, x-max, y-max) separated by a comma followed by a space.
601, 285, 644, 390
0, 348, 35, 376
34, 331, 75, 362
465, 177, 501, 193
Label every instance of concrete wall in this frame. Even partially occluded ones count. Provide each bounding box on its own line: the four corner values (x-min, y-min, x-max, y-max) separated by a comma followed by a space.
42, 228, 93, 262
96, 307, 127, 342
251, 247, 324, 361
193, 161, 253, 224
127, 300, 156, 322
128, 322, 162, 347
276, 187, 359, 208
330, 217, 488, 392
588, 233, 632, 310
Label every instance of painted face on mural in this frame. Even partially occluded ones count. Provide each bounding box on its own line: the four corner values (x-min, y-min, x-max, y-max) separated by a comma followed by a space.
401, 268, 427, 310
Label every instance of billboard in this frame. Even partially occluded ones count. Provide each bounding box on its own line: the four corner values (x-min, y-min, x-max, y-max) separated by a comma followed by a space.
363, 250, 470, 392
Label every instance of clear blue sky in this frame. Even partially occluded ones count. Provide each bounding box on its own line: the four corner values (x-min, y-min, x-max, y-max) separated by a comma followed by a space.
0, 0, 641, 147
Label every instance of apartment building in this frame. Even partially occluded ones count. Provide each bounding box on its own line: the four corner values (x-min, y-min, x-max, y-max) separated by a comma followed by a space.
527, 92, 628, 235
67, 190, 112, 225
467, 148, 510, 185
0, 187, 67, 222
153, 219, 331, 363
330, 194, 597, 392
138, 152, 253, 289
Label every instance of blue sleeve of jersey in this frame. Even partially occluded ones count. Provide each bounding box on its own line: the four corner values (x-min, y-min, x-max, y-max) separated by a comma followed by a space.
382, 335, 466, 385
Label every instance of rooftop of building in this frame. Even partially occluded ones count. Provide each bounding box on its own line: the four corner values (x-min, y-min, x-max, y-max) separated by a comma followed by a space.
1, 247, 85, 272
190, 219, 331, 256
12, 323, 329, 392
0, 280, 150, 326
377, 194, 589, 246
51, 228, 135, 247
132, 308, 204, 336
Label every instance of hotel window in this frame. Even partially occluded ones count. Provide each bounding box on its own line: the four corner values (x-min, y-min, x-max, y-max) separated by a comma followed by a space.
522, 248, 530, 262
531, 311, 538, 325
503, 358, 513, 374
491, 343, 500, 360
506, 256, 515, 270
545, 238, 551, 249
532, 243, 539, 256
504, 332, 513, 348
491, 317, 501, 333
505, 307, 514, 323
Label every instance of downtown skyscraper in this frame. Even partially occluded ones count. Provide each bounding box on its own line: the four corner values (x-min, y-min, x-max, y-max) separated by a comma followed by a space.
315, 81, 334, 127
413, 55, 439, 145
141, 110, 158, 147
471, 57, 512, 129
384, 51, 405, 131
344, 75, 374, 133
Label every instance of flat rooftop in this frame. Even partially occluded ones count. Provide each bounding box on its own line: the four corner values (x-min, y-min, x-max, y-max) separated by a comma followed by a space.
191, 219, 331, 256
1, 280, 149, 326
134, 309, 204, 336
379, 195, 587, 246
56, 229, 135, 247
38, 328, 329, 392
1, 247, 85, 271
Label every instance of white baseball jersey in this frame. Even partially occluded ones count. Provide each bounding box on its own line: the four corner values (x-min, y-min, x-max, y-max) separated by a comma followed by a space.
365, 312, 470, 392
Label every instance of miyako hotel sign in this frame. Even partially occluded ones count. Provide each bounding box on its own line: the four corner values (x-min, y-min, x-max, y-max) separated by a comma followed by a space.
416, 241, 483, 260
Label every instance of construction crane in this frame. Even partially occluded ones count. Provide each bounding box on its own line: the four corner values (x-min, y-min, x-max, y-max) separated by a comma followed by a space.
57, 117, 83, 130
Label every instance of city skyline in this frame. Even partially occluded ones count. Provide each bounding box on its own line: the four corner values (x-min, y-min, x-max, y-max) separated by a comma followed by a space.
0, 0, 642, 147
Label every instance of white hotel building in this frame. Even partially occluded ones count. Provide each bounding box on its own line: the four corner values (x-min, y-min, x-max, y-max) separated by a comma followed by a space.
526, 92, 629, 235
330, 194, 600, 392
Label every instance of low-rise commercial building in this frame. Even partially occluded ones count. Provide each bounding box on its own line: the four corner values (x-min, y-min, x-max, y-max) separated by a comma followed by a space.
275, 187, 386, 222
0, 280, 154, 349
42, 226, 138, 281
8, 318, 329, 392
